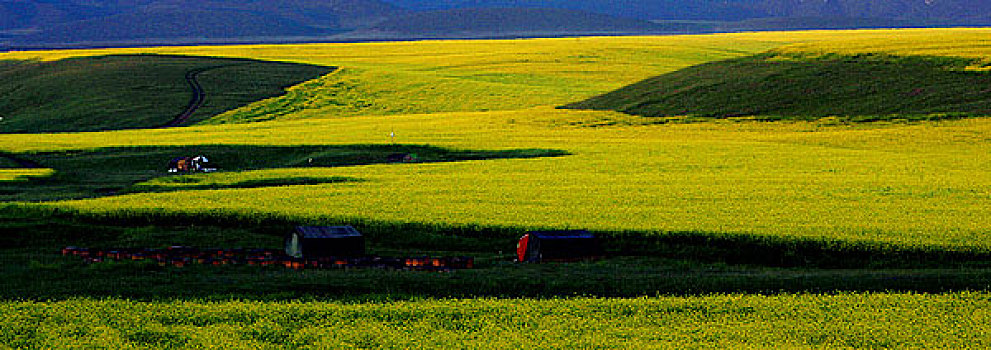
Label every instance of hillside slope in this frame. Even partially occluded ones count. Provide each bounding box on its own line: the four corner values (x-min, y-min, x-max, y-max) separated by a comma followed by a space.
564, 53, 991, 121
346, 7, 678, 39
386, 0, 991, 22
1, 0, 406, 47
0, 55, 333, 133
23, 9, 324, 45
4, 0, 988, 49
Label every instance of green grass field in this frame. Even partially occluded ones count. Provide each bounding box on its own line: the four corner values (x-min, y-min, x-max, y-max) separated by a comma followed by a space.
566, 53, 991, 121
0, 34, 794, 124
1, 28, 991, 347
0, 55, 331, 133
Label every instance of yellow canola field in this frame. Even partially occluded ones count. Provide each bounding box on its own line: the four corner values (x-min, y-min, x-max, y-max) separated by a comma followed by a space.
2, 29, 991, 250
4, 29, 988, 121
0, 31, 825, 122
4, 292, 991, 349
3, 29, 991, 349
1, 107, 986, 250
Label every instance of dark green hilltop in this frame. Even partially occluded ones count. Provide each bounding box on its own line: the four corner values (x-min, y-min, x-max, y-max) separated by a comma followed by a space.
564, 53, 991, 122
0, 54, 333, 133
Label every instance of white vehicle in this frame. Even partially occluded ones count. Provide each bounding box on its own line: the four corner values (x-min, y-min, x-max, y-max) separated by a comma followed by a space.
168, 155, 217, 173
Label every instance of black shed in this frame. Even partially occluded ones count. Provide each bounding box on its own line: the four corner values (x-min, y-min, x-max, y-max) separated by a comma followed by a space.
516, 230, 603, 262
285, 226, 365, 258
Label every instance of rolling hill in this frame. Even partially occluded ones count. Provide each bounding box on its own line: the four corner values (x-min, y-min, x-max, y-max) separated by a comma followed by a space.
0, 0, 407, 48
0, 54, 333, 133
564, 52, 991, 122
385, 0, 991, 23
21, 9, 326, 45
709, 16, 921, 32
345, 7, 677, 39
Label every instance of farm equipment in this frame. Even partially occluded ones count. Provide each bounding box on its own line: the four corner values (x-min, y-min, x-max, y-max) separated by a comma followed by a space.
167, 155, 216, 173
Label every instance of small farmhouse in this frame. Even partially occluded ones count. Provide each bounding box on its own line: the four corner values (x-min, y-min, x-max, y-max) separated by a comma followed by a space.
285, 225, 365, 259
516, 230, 604, 262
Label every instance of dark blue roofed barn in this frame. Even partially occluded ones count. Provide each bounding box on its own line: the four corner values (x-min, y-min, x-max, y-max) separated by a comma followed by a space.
286, 226, 365, 258
516, 230, 604, 263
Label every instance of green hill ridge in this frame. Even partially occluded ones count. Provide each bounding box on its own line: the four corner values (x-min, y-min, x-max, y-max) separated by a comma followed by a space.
0, 55, 333, 133
347, 7, 677, 39
564, 53, 991, 122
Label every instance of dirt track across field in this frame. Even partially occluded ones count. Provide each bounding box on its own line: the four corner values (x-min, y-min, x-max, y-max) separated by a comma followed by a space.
163, 67, 213, 127
164, 63, 251, 127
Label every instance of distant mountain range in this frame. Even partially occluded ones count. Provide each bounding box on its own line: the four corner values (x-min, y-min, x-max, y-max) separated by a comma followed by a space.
0, 0, 405, 30
340, 8, 690, 40
0, 0, 408, 48
1, 0, 989, 49
385, 0, 991, 23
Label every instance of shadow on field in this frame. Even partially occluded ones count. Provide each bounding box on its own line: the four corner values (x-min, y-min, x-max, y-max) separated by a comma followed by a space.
0, 54, 335, 133
0, 144, 569, 201
2, 206, 990, 301
564, 53, 991, 122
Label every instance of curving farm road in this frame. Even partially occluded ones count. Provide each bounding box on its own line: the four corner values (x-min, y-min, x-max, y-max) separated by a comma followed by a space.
163, 67, 214, 127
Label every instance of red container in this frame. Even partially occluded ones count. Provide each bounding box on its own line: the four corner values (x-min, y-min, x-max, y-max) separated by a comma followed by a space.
405, 258, 428, 267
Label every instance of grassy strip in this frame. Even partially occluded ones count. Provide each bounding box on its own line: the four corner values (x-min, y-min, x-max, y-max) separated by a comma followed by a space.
0, 144, 567, 201
0, 169, 53, 182
123, 176, 362, 194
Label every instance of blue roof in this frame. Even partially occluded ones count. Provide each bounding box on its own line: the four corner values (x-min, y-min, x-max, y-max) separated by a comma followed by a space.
295, 225, 362, 238
528, 230, 595, 239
